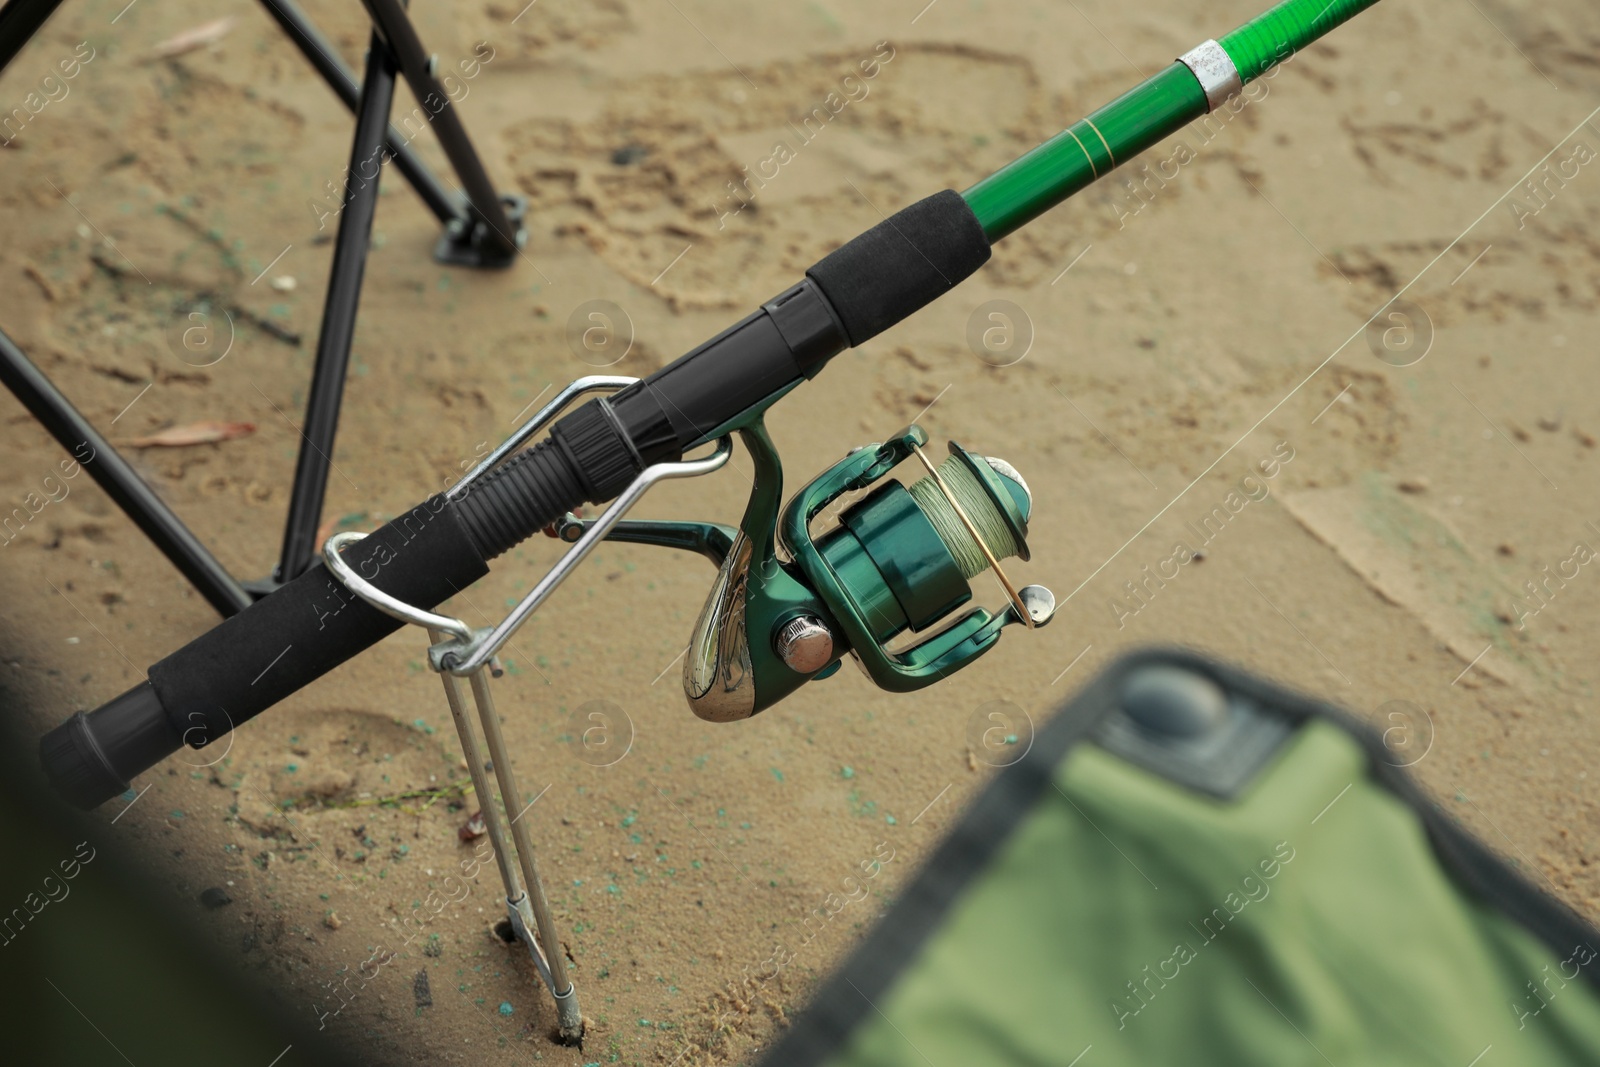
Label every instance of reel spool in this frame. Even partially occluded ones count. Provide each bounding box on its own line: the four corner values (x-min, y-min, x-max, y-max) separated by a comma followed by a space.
813, 444, 1032, 645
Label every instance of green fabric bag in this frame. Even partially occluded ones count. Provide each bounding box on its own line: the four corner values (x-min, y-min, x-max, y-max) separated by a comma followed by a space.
765, 649, 1600, 1066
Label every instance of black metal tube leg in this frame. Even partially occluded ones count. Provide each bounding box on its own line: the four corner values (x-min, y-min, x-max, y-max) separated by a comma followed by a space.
359, 0, 521, 260
274, 31, 399, 582
256, 0, 461, 228
0, 0, 67, 77
0, 329, 253, 617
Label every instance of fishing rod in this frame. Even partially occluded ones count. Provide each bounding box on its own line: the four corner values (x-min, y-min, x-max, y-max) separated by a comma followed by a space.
41, 0, 1384, 811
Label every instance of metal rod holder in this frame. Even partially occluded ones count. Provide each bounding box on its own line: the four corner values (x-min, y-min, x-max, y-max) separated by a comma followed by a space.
425, 625, 555, 991
326, 536, 580, 1041
320, 376, 733, 1044
434, 439, 733, 676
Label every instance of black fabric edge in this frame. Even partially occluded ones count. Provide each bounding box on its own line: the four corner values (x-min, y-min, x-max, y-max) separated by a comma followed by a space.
760, 645, 1600, 1066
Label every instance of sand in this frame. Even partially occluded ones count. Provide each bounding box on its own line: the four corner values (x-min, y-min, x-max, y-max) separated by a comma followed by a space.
2, 0, 1599, 1063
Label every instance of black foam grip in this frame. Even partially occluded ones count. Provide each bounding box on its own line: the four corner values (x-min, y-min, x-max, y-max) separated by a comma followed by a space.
146, 496, 490, 745
805, 189, 991, 347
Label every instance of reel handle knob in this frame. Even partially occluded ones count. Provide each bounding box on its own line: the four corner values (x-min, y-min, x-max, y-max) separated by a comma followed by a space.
775, 616, 835, 673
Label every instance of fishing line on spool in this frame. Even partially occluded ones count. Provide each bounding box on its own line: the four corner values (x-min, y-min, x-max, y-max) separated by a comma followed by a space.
908, 454, 1024, 577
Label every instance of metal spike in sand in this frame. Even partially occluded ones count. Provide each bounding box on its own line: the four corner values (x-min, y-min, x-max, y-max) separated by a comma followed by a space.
323, 534, 583, 1045
433, 637, 581, 1042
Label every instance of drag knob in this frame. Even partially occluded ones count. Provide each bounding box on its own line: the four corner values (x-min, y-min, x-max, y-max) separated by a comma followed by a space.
775, 616, 835, 673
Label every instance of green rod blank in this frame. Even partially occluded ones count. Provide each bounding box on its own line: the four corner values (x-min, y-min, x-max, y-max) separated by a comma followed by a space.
961, 0, 1385, 242
961, 65, 1205, 244
1222, 0, 1384, 80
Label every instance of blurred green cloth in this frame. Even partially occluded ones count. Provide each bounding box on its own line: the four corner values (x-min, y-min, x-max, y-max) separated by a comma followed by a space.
827, 721, 1600, 1066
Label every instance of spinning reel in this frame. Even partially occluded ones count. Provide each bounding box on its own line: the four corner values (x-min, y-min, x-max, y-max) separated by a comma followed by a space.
552, 402, 1057, 721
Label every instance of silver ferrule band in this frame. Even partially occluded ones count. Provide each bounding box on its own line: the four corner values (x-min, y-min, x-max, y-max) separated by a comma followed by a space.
1178, 39, 1242, 113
